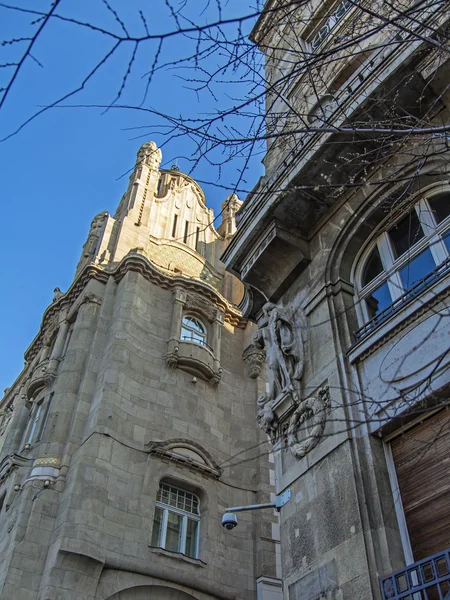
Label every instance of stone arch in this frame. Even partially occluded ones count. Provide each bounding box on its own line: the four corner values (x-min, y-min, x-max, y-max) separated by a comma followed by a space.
104, 585, 201, 600
325, 163, 449, 285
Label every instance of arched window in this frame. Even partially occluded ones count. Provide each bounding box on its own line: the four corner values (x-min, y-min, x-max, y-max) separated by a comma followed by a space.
181, 316, 207, 346
355, 191, 450, 333
151, 483, 200, 558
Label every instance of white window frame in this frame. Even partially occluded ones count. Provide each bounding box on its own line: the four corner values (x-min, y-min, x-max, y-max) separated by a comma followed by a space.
180, 315, 207, 347
152, 483, 200, 558
25, 402, 42, 446
355, 187, 450, 326
311, 0, 353, 52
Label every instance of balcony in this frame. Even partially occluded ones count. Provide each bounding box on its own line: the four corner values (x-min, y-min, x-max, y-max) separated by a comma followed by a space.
380, 549, 450, 600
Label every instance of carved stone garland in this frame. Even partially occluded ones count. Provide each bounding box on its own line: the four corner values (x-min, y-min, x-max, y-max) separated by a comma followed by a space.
287, 387, 330, 459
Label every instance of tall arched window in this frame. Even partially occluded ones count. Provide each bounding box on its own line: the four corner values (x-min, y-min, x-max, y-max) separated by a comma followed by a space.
151, 483, 200, 558
355, 190, 450, 335
180, 316, 207, 346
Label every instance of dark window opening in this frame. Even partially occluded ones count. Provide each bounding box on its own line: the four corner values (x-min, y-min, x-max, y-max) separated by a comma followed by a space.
388, 211, 424, 258
195, 227, 200, 250
429, 193, 450, 224
399, 247, 435, 291
172, 215, 178, 238
183, 220, 189, 244
362, 246, 383, 287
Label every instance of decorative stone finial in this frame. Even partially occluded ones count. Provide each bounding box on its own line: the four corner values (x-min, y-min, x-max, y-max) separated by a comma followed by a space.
53, 288, 63, 302
136, 141, 162, 170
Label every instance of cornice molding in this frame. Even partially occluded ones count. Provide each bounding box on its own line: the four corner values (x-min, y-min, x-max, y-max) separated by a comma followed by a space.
146, 438, 223, 479
23, 252, 246, 364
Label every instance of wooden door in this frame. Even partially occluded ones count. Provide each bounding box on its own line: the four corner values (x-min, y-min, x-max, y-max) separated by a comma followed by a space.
391, 409, 450, 561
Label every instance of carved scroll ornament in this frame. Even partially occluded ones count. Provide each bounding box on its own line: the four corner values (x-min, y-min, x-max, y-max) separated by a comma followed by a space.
287, 387, 330, 459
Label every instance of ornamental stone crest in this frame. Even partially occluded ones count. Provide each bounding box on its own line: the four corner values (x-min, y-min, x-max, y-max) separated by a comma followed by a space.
287, 386, 330, 459
253, 302, 305, 441
136, 141, 162, 171
76, 211, 108, 273
185, 292, 219, 323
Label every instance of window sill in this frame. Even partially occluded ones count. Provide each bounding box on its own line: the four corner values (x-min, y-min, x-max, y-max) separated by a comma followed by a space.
348, 266, 450, 363
149, 546, 206, 567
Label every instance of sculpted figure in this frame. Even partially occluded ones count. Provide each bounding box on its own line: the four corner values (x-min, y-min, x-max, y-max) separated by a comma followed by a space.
53, 287, 63, 302
76, 212, 108, 272
136, 141, 162, 170
254, 302, 304, 440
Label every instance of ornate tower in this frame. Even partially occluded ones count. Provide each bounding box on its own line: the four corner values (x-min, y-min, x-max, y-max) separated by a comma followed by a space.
0, 143, 281, 600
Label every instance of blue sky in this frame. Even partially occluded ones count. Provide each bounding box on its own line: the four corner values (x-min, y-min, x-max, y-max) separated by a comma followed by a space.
0, 1, 265, 392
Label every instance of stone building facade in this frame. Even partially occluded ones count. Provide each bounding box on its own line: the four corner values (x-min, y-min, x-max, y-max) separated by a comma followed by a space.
0, 143, 281, 600
223, 1, 450, 599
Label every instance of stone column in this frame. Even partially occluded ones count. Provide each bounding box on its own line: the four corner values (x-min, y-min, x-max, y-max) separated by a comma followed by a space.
47, 320, 70, 374
211, 311, 224, 371
40, 343, 52, 362
169, 289, 186, 341
40, 296, 100, 460
1, 390, 29, 455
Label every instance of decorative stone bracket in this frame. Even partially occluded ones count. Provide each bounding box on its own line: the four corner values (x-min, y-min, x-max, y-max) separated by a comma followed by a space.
242, 344, 266, 379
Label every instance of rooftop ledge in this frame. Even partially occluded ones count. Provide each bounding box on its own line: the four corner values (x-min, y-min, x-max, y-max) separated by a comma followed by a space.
222, 30, 444, 293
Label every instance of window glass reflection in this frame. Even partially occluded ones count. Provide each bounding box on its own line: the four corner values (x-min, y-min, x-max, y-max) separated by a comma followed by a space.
443, 230, 450, 253
165, 511, 183, 553
151, 507, 163, 547
399, 248, 435, 290
365, 281, 392, 320
185, 519, 199, 558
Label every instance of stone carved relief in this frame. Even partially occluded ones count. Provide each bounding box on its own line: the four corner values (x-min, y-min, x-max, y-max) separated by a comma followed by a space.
42, 316, 58, 347
0, 404, 13, 437
288, 387, 330, 459
165, 346, 179, 369
76, 211, 108, 272
242, 344, 266, 379
254, 302, 305, 440
136, 141, 162, 170
185, 293, 219, 323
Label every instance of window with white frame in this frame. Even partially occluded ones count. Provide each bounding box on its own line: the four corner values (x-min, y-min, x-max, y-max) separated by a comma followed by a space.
26, 402, 42, 447
151, 483, 200, 558
180, 316, 207, 346
311, 0, 352, 51
355, 191, 450, 331
25, 393, 53, 447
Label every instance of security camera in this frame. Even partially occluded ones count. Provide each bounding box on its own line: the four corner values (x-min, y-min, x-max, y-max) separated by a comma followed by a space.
222, 513, 238, 530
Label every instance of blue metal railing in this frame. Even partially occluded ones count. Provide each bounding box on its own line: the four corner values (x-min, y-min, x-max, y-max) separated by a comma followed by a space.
354, 256, 450, 342
380, 548, 450, 599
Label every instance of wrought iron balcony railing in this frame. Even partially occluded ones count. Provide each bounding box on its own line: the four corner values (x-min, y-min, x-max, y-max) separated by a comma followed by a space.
380, 548, 450, 600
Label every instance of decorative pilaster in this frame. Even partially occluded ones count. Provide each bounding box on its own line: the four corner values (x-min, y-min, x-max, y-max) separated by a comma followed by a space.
47, 320, 70, 374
